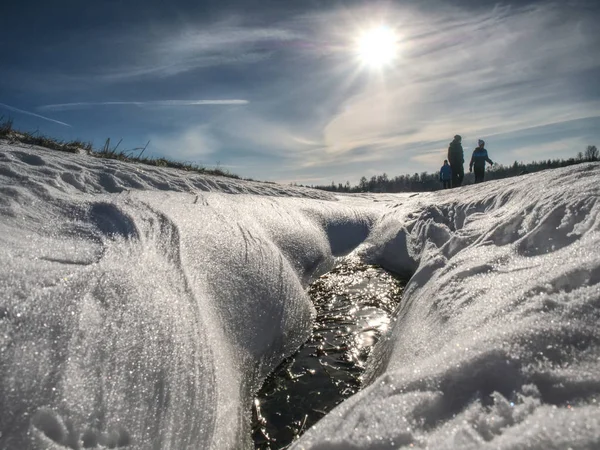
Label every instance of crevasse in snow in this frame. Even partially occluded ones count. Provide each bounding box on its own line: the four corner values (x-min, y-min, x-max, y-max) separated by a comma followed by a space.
1, 142, 599, 449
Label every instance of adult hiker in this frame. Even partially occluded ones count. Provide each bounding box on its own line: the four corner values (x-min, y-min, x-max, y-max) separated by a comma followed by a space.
447, 135, 464, 187
440, 159, 452, 189
469, 139, 494, 183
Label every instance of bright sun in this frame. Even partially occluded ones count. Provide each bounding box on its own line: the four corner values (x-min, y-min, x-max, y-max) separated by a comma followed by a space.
356, 26, 398, 68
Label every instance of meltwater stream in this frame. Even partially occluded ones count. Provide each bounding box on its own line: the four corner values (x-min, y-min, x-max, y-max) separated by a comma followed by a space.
252, 257, 406, 449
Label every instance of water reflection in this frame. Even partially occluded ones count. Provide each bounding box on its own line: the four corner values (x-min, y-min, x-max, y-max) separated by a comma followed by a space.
252, 257, 405, 449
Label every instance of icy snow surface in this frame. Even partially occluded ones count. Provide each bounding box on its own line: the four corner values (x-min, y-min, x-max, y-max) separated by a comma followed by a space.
1, 141, 599, 449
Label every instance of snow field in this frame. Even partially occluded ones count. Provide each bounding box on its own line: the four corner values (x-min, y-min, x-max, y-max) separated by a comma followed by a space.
1, 142, 600, 449
0, 143, 378, 449
295, 166, 600, 449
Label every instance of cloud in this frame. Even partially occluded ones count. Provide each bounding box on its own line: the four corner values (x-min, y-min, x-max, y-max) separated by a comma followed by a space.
506, 136, 588, 160
149, 125, 220, 161
208, 109, 326, 158
0, 102, 71, 127
4, 1, 598, 186
317, 1, 600, 167
146, 110, 329, 180
99, 22, 302, 80
3, 18, 307, 87
411, 150, 447, 167
38, 100, 249, 111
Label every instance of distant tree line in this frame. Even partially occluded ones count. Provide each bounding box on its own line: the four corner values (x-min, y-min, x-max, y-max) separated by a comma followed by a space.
306, 145, 598, 193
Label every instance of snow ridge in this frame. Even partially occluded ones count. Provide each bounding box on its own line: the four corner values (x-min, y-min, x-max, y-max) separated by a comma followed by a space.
0, 144, 375, 449
296, 164, 600, 449
2, 143, 600, 449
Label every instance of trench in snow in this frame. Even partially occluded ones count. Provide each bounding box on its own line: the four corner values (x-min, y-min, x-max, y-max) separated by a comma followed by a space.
252, 257, 407, 449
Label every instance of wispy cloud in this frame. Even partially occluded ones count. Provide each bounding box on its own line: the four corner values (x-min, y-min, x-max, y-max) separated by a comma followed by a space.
38, 100, 249, 111
2, 20, 305, 87
315, 1, 600, 170
150, 125, 220, 161
0, 102, 71, 127
3, 1, 597, 186
506, 136, 588, 160
99, 22, 302, 80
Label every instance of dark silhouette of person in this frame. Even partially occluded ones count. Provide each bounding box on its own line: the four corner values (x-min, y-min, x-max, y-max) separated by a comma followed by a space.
469, 139, 494, 183
447, 135, 464, 187
440, 159, 452, 189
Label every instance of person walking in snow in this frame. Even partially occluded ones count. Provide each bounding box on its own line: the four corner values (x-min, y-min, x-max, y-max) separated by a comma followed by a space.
440, 160, 452, 189
447, 135, 464, 187
469, 139, 494, 183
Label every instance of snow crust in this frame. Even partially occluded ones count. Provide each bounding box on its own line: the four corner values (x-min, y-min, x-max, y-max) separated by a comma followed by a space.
1, 141, 599, 449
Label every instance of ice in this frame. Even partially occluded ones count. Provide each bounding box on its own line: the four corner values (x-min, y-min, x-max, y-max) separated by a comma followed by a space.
1, 142, 600, 449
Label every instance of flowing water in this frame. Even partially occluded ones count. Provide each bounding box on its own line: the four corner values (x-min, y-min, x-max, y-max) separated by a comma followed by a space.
252, 257, 406, 449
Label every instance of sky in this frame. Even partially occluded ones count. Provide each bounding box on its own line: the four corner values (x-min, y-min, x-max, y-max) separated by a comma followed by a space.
1, 0, 599, 185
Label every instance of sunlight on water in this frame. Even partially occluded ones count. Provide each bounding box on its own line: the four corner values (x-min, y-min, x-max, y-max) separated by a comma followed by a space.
252, 256, 406, 449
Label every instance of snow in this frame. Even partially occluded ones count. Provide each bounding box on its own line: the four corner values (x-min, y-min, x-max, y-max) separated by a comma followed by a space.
1, 141, 599, 449
296, 168, 600, 449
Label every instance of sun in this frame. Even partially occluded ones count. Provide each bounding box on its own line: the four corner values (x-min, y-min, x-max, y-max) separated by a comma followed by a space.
356, 26, 398, 68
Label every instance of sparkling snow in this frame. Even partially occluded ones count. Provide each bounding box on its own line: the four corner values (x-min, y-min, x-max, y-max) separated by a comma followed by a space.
1, 142, 599, 449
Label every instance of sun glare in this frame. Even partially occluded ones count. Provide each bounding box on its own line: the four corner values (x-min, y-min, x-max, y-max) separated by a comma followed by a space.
356, 26, 398, 68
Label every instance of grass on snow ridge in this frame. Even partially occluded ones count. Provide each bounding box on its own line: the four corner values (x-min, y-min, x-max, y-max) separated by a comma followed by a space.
0, 117, 241, 180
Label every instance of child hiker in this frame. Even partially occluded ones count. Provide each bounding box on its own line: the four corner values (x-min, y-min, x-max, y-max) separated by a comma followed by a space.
440, 159, 452, 189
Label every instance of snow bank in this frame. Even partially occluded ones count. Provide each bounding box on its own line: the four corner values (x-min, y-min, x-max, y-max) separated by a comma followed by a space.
2, 142, 600, 449
294, 165, 600, 449
0, 143, 377, 449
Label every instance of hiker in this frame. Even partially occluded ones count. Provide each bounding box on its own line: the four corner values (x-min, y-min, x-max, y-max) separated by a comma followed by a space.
447, 135, 464, 187
469, 139, 494, 183
440, 160, 452, 189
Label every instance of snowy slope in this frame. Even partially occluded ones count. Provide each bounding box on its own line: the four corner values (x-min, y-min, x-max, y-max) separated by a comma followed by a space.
0, 142, 379, 450
1, 141, 599, 449
295, 166, 600, 449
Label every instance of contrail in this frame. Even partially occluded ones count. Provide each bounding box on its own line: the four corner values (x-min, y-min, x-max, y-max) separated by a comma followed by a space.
0, 102, 71, 127
39, 100, 250, 111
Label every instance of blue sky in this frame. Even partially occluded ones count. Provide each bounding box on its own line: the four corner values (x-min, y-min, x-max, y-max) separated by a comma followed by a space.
1, 0, 599, 185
